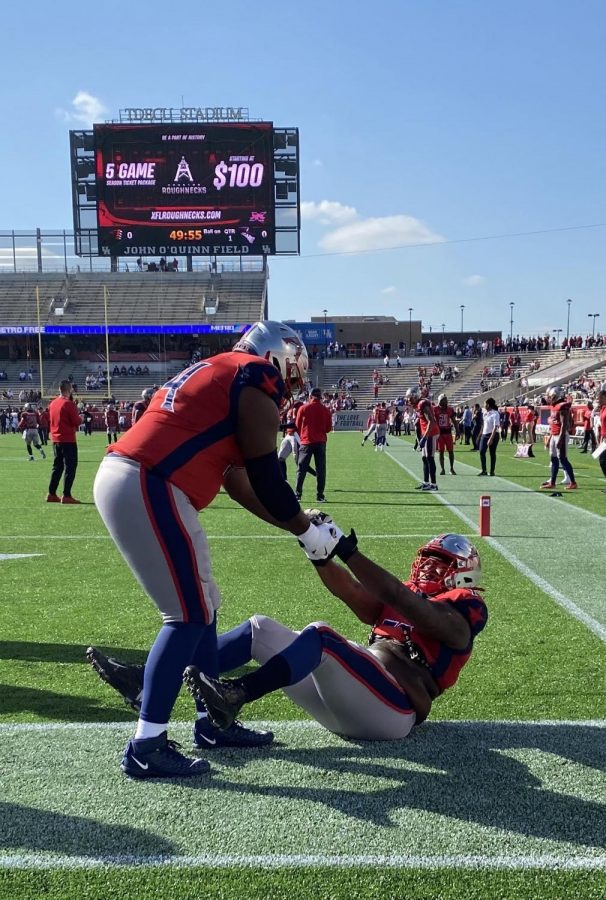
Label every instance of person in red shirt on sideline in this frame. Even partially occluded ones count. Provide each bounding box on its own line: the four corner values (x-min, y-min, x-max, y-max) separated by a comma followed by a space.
91, 322, 340, 780
579, 401, 597, 454
521, 405, 536, 444
540, 386, 577, 490
294, 387, 333, 502
416, 398, 440, 491
46, 380, 82, 504
38, 406, 50, 445
435, 393, 457, 476
509, 406, 521, 444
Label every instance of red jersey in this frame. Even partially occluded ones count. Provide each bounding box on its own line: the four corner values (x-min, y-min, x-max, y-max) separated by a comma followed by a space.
110, 351, 284, 511
548, 401, 570, 436
600, 406, 606, 439
436, 405, 455, 434
374, 407, 389, 425
49, 396, 81, 443
105, 408, 119, 428
371, 583, 487, 693
38, 410, 50, 429
417, 401, 440, 438
582, 409, 592, 432
510, 409, 521, 426
19, 410, 40, 430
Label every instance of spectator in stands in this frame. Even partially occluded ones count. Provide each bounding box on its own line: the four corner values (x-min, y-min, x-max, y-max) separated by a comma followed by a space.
478, 398, 500, 477
172, 258, 179, 271
294, 388, 333, 502
112, 365, 120, 377
136, 257, 143, 271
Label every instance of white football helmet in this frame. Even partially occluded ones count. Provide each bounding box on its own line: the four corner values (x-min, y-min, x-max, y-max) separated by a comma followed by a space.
141, 387, 155, 401
546, 385, 565, 403
234, 321, 309, 401
405, 387, 420, 405
410, 533, 482, 595
437, 393, 448, 407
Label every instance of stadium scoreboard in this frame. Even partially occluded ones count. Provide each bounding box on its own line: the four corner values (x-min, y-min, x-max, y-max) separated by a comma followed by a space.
94, 122, 276, 257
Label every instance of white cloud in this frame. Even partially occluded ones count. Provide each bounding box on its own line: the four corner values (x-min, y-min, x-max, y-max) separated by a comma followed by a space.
381, 286, 397, 294
301, 200, 358, 226
56, 91, 108, 128
319, 215, 443, 254
463, 274, 486, 287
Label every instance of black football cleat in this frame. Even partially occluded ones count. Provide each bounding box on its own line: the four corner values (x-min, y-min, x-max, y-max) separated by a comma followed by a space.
183, 666, 246, 730
121, 732, 210, 779
86, 646, 144, 713
193, 716, 273, 748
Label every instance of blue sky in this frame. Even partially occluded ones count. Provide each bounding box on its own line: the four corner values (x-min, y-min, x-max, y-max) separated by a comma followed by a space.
2, 0, 605, 337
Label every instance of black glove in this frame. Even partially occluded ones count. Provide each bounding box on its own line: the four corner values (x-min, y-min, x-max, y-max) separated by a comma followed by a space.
334, 529, 358, 564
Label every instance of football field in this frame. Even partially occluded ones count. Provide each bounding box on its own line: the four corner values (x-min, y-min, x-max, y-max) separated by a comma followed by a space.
0, 431, 605, 899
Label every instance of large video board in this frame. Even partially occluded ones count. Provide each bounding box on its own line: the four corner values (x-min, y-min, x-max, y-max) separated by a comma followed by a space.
94, 122, 275, 257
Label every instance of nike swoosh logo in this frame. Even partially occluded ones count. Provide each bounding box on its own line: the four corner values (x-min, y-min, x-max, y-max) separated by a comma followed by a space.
198, 734, 217, 745
131, 756, 149, 770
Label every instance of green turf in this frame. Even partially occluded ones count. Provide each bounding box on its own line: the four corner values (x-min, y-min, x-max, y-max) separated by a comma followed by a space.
1, 868, 606, 900
0, 431, 605, 898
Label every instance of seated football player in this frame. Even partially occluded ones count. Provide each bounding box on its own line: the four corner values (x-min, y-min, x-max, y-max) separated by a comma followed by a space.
92, 530, 487, 742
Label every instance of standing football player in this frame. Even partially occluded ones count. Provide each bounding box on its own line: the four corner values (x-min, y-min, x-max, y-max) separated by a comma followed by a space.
416, 398, 440, 491
92, 322, 340, 779
540, 386, 577, 490
435, 393, 457, 475
131, 387, 155, 426
104, 403, 120, 444
18, 403, 46, 461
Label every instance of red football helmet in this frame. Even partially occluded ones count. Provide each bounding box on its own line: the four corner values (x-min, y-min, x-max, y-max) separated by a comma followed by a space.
410, 533, 482, 595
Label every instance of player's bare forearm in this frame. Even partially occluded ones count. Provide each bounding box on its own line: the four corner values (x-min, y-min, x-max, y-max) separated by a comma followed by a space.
345, 550, 471, 648
315, 559, 381, 624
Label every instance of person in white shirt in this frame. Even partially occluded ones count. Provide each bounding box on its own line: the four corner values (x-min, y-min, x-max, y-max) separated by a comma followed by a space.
478, 397, 501, 477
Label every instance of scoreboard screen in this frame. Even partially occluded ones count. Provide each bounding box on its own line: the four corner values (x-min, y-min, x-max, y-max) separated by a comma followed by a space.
94, 122, 275, 257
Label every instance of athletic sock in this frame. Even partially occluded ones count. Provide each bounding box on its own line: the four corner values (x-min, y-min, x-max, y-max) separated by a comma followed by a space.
134, 720, 167, 740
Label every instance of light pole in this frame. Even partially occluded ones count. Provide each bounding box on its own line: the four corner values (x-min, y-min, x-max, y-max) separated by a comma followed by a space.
322, 308, 328, 356
553, 328, 562, 348
566, 298, 572, 342
408, 307, 413, 356
509, 302, 515, 344
441, 323, 445, 355
460, 304, 465, 335
588, 312, 600, 339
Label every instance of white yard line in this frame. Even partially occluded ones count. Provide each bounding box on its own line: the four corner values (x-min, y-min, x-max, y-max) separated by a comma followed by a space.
0, 852, 604, 871
385, 443, 606, 642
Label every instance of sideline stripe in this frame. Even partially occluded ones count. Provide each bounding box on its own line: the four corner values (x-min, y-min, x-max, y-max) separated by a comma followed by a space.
0, 853, 604, 871
0, 718, 604, 733
385, 446, 606, 643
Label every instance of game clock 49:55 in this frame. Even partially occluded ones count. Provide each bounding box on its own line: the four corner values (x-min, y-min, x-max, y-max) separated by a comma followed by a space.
169, 229, 203, 240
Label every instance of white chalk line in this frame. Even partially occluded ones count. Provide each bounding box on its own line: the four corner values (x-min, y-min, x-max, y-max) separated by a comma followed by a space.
0, 852, 604, 871
385, 446, 606, 643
